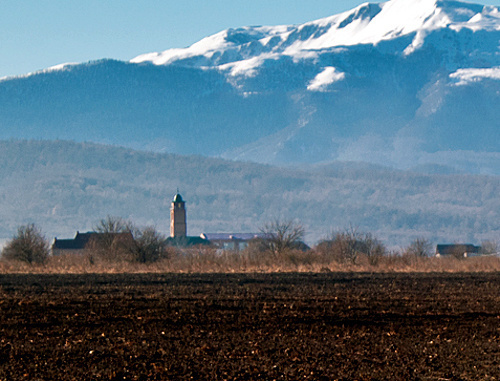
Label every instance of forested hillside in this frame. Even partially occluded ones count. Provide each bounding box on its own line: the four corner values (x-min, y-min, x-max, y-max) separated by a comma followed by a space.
0, 140, 498, 246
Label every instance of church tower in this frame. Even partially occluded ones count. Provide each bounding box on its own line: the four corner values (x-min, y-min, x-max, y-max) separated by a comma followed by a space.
170, 192, 187, 238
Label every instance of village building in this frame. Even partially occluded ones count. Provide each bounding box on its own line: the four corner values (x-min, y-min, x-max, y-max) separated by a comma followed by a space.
51, 231, 134, 256
435, 244, 481, 258
200, 233, 269, 251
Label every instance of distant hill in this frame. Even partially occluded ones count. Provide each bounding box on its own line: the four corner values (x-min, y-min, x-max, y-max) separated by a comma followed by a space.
0, 0, 499, 174
0, 140, 498, 247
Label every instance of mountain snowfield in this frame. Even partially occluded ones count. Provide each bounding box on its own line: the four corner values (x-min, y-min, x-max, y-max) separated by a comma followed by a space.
131, 0, 500, 74
0, 0, 499, 173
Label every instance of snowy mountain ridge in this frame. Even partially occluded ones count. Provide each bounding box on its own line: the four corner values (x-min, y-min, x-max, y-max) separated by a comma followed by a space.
131, 0, 500, 77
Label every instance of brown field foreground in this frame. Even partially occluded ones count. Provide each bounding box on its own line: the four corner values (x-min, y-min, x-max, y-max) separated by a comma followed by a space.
1, 247, 500, 274
0, 272, 500, 380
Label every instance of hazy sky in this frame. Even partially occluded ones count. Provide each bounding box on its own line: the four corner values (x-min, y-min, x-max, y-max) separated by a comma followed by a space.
1, 0, 497, 78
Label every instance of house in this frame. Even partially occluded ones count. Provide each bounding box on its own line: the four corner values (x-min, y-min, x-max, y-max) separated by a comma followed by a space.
51, 231, 134, 256
200, 233, 270, 251
435, 244, 481, 258
52, 231, 96, 255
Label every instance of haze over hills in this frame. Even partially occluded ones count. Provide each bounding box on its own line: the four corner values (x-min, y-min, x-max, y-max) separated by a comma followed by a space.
0, 140, 499, 247
0, 0, 499, 174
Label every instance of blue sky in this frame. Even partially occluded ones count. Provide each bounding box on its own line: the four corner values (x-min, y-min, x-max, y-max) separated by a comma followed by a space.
1, 0, 497, 78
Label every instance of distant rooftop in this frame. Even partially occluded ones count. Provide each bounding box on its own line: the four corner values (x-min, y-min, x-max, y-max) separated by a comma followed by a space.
436, 244, 481, 255
200, 233, 270, 241
165, 236, 209, 247
52, 231, 133, 251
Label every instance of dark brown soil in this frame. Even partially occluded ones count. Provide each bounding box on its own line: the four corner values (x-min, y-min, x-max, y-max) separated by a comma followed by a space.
0, 273, 499, 380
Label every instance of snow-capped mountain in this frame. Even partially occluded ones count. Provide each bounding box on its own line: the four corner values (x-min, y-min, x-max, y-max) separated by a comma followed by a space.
1, 0, 499, 173
131, 0, 500, 69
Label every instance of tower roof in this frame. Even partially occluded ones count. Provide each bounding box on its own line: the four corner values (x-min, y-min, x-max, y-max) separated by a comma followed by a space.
172, 193, 184, 203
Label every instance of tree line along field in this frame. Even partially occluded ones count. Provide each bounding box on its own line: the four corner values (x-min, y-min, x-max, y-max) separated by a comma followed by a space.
0, 272, 499, 380
2, 220, 500, 274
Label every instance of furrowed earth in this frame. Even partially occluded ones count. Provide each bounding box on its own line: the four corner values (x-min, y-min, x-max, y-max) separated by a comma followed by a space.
0, 273, 499, 380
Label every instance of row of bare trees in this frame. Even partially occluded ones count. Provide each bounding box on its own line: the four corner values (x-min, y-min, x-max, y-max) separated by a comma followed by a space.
1, 217, 497, 266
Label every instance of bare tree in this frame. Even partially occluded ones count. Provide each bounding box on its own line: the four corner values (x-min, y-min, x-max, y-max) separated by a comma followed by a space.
334, 230, 359, 265
481, 240, 499, 255
448, 244, 470, 259
2, 223, 49, 264
129, 226, 167, 263
332, 226, 365, 265
88, 216, 133, 262
405, 237, 432, 257
94, 215, 130, 235
362, 233, 386, 266
260, 219, 305, 255
316, 227, 385, 265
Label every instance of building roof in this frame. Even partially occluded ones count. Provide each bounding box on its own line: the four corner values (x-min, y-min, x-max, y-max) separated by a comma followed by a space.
52, 231, 133, 250
436, 244, 481, 255
172, 193, 184, 203
52, 231, 94, 250
200, 233, 270, 241
165, 236, 210, 247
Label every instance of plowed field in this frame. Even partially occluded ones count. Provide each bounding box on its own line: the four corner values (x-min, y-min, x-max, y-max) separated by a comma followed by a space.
0, 273, 499, 380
